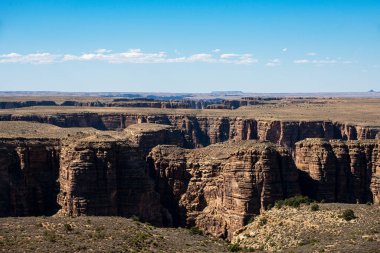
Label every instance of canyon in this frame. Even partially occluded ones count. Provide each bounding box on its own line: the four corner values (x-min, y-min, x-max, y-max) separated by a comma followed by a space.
0, 98, 380, 242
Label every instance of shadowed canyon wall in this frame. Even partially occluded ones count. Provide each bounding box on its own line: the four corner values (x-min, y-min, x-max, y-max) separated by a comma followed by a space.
1, 113, 379, 151
295, 139, 380, 204
0, 121, 380, 239
0, 139, 60, 216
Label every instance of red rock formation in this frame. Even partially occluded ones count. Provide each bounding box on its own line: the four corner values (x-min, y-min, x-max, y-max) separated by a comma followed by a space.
57, 124, 185, 223
0, 139, 60, 216
295, 138, 379, 203
2, 112, 378, 152
147, 141, 300, 239
371, 144, 380, 204
0, 101, 57, 109
57, 137, 163, 224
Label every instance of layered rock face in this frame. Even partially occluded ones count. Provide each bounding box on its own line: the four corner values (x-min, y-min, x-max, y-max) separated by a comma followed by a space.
57, 137, 163, 224
1, 113, 378, 151
0, 122, 185, 223
0, 139, 60, 216
147, 141, 300, 239
124, 123, 185, 152
295, 139, 380, 203
55, 124, 186, 224
0, 101, 57, 109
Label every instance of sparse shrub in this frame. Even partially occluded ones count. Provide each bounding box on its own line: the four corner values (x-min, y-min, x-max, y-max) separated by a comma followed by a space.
228, 243, 242, 252
64, 223, 73, 232
311, 203, 320, 211
259, 217, 267, 226
43, 230, 57, 243
320, 199, 326, 203
275, 195, 311, 209
93, 225, 106, 239
339, 209, 356, 221
366, 201, 373, 206
76, 245, 87, 251
129, 232, 150, 248
95, 225, 105, 232
266, 204, 273, 210
189, 226, 203, 235
248, 216, 255, 224
131, 215, 140, 222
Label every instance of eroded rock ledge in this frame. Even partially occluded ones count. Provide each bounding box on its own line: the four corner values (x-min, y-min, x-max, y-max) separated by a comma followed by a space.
296, 138, 380, 204
147, 141, 300, 239
1, 112, 379, 151
1, 121, 380, 240
0, 122, 183, 224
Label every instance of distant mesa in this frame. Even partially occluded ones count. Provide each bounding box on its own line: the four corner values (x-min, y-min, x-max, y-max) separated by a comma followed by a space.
211, 91, 244, 96
368, 89, 376, 92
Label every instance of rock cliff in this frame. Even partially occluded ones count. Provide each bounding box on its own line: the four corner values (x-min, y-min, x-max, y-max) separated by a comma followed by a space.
57, 136, 163, 224
147, 141, 300, 239
295, 138, 380, 203
56, 124, 185, 223
1, 120, 380, 240
0, 122, 184, 223
1, 112, 378, 151
0, 139, 60, 216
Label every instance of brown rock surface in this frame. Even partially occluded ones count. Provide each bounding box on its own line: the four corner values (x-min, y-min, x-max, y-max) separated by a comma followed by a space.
0, 121, 185, 222
57, 135, 163, 224
147, 141, 300, 239
1, 108, 378, 152
295, 138, 379, 203
0, 139, 60, 216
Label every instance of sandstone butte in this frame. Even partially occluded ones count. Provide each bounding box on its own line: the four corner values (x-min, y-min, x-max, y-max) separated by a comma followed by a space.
0, 102, 380, 240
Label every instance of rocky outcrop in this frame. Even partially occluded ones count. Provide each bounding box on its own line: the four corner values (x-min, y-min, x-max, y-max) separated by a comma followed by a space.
57, 136, 163, 224
0, 101, 57, 109
0, 139, 60, 216
0, 122, 185, 222
295, 138, 380, 203
1, 113, 378, 152
147, 141, 300, 239
124, 123, 185, 152
57, 123, 184, 222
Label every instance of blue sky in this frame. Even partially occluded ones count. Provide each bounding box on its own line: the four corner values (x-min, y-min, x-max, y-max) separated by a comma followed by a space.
0, 0, 379, 92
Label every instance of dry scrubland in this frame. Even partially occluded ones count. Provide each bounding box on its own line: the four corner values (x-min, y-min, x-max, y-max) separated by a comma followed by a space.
1, 204, 379, 253
0, 216, 228, 253
0, 98, 379, 126
233, 203, 380, 253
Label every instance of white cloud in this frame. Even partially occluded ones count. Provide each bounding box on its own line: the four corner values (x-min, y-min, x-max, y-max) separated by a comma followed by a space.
312, 59, 337, 64
0, 49, 258, 65
306, 52, 317, 56
212, 49, 221, 53
266, 59, 281, 67
185, 53, 214, 62
294, 58, 352, 65
220, 53, 239, 59
219, 54, 257, 64
95, 48, 112, 53
294, 59, 310, 64
282, 48, 288, 52
0, 52, 59, 64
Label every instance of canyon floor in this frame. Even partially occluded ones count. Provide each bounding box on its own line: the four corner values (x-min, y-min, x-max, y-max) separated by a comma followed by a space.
1, 203, 379, 253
